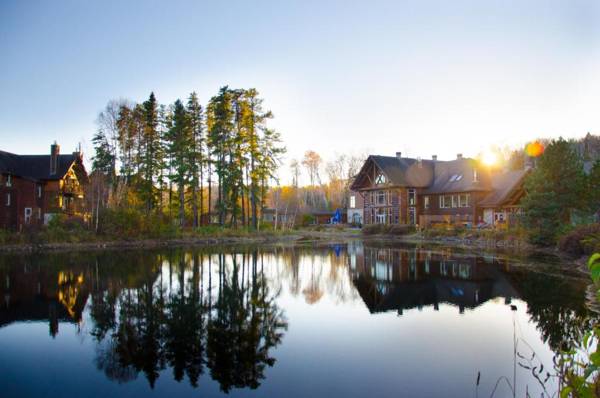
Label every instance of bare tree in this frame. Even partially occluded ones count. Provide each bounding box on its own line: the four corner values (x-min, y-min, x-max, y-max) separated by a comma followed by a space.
302, 150, 322, 186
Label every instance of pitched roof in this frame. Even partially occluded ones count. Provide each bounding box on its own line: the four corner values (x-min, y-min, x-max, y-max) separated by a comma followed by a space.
0, 150, 79, 181
424, 158, 492, 194
479, 169, 529, 207
351, 155, 434, 189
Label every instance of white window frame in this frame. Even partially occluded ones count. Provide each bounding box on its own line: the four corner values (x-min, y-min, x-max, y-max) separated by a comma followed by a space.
350, 195, 356, 209
460, 194, 470, 207
24, 207, 32, 224
408, 189, 416, 206
424, 196, 430, 209
375, 173, 386, 185
6, 174, 11, 187
5, 193, 10, 206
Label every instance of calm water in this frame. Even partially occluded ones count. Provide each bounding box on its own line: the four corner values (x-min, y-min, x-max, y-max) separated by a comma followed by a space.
0, 241, 595, 398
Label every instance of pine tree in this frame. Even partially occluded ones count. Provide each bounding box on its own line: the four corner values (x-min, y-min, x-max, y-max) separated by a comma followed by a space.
166, 99, 192, 227
140, 92, 163, 213
187, 92, 204, 228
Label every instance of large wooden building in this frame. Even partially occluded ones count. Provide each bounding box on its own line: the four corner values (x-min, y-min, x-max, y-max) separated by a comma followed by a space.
0, 142, 88, 230
350, 152, 528, 228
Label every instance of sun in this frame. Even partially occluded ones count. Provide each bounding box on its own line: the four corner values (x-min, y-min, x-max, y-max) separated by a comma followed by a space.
482, 150, 498, 166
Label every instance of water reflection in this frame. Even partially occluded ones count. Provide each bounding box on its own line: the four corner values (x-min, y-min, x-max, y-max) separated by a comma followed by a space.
0, 250, 288, 392
0, 242, 595, 397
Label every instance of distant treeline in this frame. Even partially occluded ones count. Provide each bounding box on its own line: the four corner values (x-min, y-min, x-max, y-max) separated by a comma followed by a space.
90, 87, 285, 230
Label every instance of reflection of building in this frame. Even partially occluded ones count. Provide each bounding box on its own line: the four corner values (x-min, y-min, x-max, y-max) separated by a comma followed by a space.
0, 263, 88, 336
347, 243, 519, 314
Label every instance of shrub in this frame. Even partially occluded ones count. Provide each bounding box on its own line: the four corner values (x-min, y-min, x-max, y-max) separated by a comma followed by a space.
558, 223, 600, 256
362, 224, 384, 235
362, 224, 415, 235
300, 214, 315, 227
388, 225, 415, 235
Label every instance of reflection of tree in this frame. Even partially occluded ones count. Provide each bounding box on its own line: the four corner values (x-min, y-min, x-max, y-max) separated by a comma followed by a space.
508, 270, 597, 351
84, 248, 286, 392
207, 251, 287, 392
165, 255, 205, 386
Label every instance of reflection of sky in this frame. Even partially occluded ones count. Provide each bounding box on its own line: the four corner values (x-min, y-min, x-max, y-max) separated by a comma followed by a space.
0, 249, 565, 397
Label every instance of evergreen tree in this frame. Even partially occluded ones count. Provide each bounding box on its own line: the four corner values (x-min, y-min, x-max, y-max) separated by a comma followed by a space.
522, 138, 586, 245
166, 99, 192, 227
140, 92, 163, 213
187, 92, 204, 227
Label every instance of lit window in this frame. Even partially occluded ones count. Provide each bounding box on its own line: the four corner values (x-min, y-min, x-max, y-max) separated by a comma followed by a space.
350, 195, 356, 208
5, 193, 10, 206
375, 173, 386, 185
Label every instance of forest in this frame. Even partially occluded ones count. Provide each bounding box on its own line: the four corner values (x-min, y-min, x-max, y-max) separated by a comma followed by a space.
89, 87, 285, 233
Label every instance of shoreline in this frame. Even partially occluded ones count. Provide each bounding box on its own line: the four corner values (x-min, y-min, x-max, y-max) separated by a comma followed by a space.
0, 230, 588, 271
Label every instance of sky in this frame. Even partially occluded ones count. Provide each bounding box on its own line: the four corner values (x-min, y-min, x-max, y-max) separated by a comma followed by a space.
1, 0, 600, 184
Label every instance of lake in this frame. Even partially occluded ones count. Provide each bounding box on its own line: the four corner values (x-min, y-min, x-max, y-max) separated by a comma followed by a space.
0, 241, 595, 397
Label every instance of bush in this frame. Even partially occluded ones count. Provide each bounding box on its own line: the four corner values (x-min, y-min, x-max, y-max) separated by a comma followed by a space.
300, 214, 315, 227
362, 224, 415, 235
388, 225, 415, 235
362, 224, 385, 235
558, 223, 600, 256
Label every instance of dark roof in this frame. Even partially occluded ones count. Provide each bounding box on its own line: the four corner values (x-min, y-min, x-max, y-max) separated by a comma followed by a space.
0, 150, 79, 180
353, 155, 434, 189
424, 158, 492, 194
479, 169, 529, 207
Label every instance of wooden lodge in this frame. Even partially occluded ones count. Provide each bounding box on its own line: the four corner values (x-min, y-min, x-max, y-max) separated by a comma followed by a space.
0, 142, 89, 230
350, 152, 528, 228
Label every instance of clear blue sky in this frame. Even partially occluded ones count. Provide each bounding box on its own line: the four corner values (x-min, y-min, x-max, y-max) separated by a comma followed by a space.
1, 0, 599, 182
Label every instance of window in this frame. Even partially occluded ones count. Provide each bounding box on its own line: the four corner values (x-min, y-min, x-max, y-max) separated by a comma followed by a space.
349, 195, 356, 208
408, 189, 416, 206
375, 173, 386, 185
37, 185, 42, 198
439, 195, 453, 209
5, 193, 10, 206
37, 208, 42, 220
24, 208, 32, 224
376, 208, 387, 224
377, 190, 386, 205
451, 195, 457, 208
459, 194, 470, 207
424, 196, 430, 209
6, 174, 11, 187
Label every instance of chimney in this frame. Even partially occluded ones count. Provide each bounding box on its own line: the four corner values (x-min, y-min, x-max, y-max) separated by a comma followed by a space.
50, 141, 59, 175
395, 152, 402, 159
432, 155, 438, 161
456, 153, 463, 160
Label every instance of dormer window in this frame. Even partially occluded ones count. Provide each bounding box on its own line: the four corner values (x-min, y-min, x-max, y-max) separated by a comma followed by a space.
375, 173, 386, 185
449, 174, 463, 182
